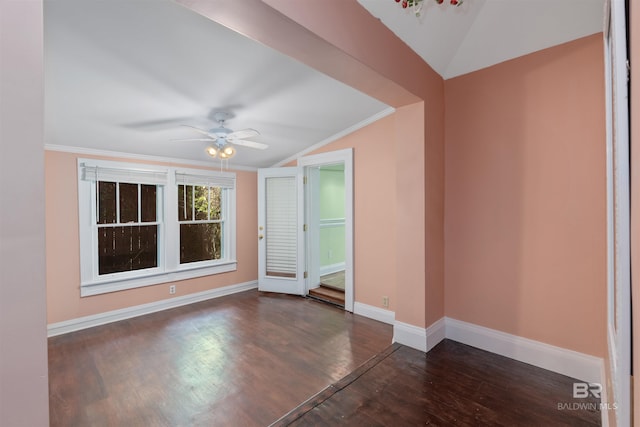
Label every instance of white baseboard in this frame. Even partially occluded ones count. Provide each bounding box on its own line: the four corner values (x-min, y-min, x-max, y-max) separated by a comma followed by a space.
425, 317, 446, 351
445, 317, 603, 384
386, 316, 603, 388
393, 321, 427, 352
392, 318, 445, 353
47, 280, 258, 337
319, 262, 345, 277
353, 302, 394, 325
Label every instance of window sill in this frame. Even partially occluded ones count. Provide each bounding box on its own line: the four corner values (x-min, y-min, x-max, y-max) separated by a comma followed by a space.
80, 260, 238, 297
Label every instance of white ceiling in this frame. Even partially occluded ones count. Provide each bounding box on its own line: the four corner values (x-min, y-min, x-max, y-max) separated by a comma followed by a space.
45, 0, 605, 169
357, 0, 605, 79
44, 0, 391, 169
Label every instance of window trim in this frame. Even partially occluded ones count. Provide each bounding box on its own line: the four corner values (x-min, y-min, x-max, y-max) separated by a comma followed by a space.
176, 183, 227, 266
78, 159, 237, 297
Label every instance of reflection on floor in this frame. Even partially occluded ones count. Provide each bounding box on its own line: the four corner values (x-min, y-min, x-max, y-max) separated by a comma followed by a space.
309, 271, 345, 306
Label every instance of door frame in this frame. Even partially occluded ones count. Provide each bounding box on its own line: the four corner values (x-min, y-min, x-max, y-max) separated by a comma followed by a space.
299, 148, 354, 312
603, 0, 631, 424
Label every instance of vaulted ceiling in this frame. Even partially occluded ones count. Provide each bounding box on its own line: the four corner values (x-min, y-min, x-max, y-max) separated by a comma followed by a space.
358, 0, 604, 79
44, 0, 605, 169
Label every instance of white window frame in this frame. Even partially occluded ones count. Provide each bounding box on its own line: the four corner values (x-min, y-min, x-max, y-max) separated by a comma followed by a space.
93, 181, 165, 281
172, 170, 236, 273
78, 159, 237, 297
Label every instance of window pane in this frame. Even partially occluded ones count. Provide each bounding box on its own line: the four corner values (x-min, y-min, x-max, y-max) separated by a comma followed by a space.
97, 181, 116, 224
178, 185, 193, 221
194, 186, 208, 220
178, 185, 186, 221
209, 187, 222, 220
98, 225, 157, 275
180, 223, 221, 264
119, 183, 138, 223
140, 185, 156, 222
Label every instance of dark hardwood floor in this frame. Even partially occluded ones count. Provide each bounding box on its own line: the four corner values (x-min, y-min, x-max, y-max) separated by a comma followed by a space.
49, 291, 600, 427
48, 290, 392, 426
277, 340, 601, 427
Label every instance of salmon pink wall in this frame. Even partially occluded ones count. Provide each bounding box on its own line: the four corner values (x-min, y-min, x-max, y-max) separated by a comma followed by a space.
298, 115, 398, 311
444, 34, 607, 357
394, 103, 427, 327
424, 75, 446, 327
45, 150, 258, 324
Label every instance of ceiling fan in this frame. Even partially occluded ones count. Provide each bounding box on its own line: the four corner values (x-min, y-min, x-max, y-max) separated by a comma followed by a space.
173, 112, 268, 159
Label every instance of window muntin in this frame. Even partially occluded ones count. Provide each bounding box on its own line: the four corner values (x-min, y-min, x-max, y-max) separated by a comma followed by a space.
96, 182, 159, 275
178, 185, 224, 264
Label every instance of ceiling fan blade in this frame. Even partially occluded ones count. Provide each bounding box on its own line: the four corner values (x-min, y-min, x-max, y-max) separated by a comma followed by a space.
232, 139, 269, 150
181, 124, 214, 138
227, 128, 259, 141
122, 116, 198, 130
170, 138, 214, 142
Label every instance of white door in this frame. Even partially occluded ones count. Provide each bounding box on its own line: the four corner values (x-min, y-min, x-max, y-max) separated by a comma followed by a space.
257, 167, 305, 295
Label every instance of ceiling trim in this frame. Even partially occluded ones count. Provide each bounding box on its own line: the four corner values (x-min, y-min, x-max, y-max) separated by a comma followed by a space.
270, 107, 395, 168
45, 144, 259, 172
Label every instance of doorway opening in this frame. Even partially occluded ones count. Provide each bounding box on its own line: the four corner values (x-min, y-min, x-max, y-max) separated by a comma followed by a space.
306, 163, 346, 306
300, 148, 354, 311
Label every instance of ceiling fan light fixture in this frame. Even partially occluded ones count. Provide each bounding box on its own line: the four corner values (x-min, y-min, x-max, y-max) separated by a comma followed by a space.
206, 146, 218, 158
178, 112, 266, 164
219, 144, 236, 159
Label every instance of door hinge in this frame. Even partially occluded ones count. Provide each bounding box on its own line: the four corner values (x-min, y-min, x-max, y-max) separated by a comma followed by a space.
303, 176, 307, 185
304, 271, 308, 279
303, 224, 307, 232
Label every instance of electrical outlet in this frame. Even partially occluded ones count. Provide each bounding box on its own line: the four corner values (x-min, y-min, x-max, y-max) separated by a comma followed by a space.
328, 249, 333, 259
169, 285, 176, 295
382, 296, 389, 308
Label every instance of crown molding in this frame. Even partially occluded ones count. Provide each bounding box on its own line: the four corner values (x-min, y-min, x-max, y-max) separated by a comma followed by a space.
270, 107, 396, 168
45, 144, 259, 172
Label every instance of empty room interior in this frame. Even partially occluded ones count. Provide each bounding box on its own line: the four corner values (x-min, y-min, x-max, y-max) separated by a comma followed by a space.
2, 0, 640, 426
